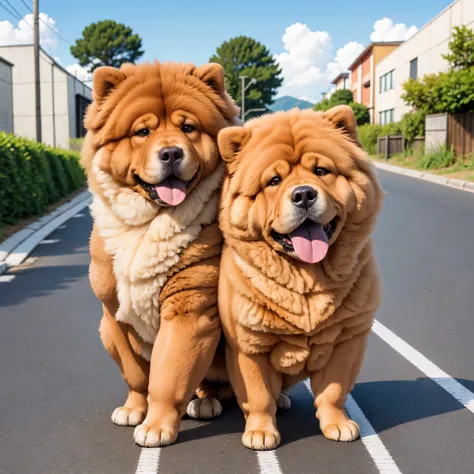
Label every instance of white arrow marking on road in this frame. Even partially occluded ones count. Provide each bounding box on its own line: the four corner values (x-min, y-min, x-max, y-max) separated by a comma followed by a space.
135, 448, 161, 474
303, 380, 402, 474
372, 319, 474, 415
257, 450, 283, 474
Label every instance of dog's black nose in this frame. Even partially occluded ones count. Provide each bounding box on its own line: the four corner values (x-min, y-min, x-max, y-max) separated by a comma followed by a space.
292, 185, 317, 210
159, 146, 184, 163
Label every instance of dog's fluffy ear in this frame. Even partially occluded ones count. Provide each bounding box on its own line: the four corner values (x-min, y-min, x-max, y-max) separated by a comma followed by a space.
323, 105, 359, 143
218, 127, 252, 163
194, 63, 225, 94
93, 66, 126, 101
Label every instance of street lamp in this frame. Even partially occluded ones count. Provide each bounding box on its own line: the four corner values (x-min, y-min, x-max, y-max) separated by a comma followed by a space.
239, 75, 257, 122
244, 108, 266, 120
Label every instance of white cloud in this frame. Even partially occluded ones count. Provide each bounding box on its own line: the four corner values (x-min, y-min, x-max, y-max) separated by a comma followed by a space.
66, 63, 92, 82
0, 13, 57, 48
274, 23, 363, 103
275, 18, 418, 102
0, 13, 92, 84
370, 18, 418, 42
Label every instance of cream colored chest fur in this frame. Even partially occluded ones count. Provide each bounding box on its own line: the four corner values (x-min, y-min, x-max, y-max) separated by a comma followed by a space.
90, 151, 223, 344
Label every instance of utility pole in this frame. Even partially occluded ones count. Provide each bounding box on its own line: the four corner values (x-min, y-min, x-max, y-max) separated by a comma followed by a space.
239, 76, 257, 122
33, 0, 42, 142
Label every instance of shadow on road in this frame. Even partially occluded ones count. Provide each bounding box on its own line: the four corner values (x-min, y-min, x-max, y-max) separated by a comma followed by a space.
171, 377, 474, 448
0, 264, 89, 307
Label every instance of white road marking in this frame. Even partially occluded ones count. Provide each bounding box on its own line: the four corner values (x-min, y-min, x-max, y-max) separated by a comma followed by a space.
0, 275, 15, 282
372, 319, 474, 414
257, 451, 283, 474
135, 448, 161, 474
39, 239, 60, 245
73, 213, 84, 218
303, 380, 401, 474
59, 225, 67, 229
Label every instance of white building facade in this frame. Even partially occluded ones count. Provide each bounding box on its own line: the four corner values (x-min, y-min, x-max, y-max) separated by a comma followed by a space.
375, 0, 474, 124
0, 45, 92, 149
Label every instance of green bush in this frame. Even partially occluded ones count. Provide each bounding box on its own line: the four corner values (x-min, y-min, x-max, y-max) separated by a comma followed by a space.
349, 102, 370, 125
357, 124, 382, 155
380, 122, 402, 136
0, 132, 86, 232
416, 145, 455, 170
400, 111, 426, 142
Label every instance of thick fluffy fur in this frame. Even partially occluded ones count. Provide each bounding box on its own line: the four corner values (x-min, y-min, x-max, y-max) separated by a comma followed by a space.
217, 106, 383, 450
83, 61, 240, 448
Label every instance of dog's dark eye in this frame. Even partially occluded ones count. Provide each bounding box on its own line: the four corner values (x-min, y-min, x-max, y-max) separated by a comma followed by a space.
182, 124, 195, 133
135, 128, 150, 137
268, 176, 281, 187
315, 167, 330, 177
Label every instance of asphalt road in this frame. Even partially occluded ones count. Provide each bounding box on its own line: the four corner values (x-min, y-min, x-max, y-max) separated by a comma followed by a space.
1, 170, 474, 474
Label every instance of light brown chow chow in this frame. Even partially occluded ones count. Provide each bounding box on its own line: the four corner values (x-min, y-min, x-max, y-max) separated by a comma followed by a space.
217, 106, 383, 450
81, 61, 240, 447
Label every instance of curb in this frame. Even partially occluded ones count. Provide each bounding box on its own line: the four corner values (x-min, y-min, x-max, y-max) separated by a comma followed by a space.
372, 160, 474, 194
0, 190, 92, 275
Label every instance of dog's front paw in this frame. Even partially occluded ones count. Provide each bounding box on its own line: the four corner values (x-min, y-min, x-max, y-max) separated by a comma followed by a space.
134, 423, 178, 447
187, 398, 222, 420
242, 430, 281, 451
322, 420, 360, 442
111, 406, 146, 427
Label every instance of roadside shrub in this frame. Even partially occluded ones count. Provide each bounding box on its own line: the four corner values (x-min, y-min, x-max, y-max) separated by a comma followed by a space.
349, 102, 370, 125
416, 145, 455, 170
357, 124, 382, 155
0, 132, 86, 233
380, 122, 402, 136
400, 111, 426, 143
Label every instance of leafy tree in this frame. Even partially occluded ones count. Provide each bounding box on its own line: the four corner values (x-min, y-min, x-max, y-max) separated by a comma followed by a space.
313, 89, 354, 112
402, 26, 474, 115
402, 69, 474, 115
349, 102, 370, 125
210, 36, 283, 114
443, 25, 474, 70
71, 20, 144, 72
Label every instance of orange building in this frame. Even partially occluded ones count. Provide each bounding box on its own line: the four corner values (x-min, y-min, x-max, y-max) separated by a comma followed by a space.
348, 42, 402, 123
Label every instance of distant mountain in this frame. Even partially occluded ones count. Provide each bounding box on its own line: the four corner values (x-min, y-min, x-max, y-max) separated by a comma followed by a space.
268, 96, 314, 112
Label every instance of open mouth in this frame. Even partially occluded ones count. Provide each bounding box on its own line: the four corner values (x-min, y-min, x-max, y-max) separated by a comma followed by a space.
271, 216, 338, 264
135, 166, 200, 207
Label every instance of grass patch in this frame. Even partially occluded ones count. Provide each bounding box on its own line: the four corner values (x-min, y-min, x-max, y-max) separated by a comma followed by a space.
372, 148, 474, 183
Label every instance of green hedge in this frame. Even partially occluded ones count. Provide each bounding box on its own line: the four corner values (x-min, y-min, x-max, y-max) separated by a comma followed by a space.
0, 132, 86, 232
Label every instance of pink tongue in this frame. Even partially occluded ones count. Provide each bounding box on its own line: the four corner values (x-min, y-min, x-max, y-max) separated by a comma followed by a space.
289, 221, 329, 264
155, 177, 186, 206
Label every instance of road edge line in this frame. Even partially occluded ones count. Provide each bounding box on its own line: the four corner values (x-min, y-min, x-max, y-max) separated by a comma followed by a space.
303, 380, 402, 474
372, 320, 474, 414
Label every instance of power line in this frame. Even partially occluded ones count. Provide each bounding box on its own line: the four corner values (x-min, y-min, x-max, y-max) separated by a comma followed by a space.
3, 0, 25, 21
17, 0, 73, 46
0, 1, 23, 21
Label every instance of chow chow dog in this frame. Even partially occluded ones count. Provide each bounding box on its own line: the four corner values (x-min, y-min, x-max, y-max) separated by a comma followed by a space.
217, 106, 383, 450
81, 61, 240, 447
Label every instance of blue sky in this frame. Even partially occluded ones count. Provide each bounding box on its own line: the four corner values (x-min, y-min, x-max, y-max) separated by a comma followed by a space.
1, 0, 453, 101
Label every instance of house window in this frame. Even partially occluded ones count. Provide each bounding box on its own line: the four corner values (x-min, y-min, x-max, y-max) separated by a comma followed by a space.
379, 109, 395, 125
75, 94, 91, 138
410, 58, 418, 80
379, 70, 394, 93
